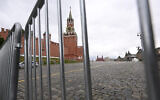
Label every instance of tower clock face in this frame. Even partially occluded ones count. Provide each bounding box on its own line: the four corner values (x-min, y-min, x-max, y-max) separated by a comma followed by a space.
69, 23, 73, 27
68, 27, 71, 31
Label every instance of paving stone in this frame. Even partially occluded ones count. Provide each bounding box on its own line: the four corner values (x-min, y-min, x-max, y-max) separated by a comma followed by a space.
17, 62, 148, 100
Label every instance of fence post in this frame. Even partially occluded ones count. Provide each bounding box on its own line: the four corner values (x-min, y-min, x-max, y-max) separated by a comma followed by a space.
37, 7, 44, 100
24, 27, 29, 100
0, 23, 22, 100
28, 24, 33, 100
9, 23, 22, 100
57, 0, 66, 99
32, 17, 37, 100
137, 0, 160, 100
45, 0, 52, 99
79, 0, 92, 99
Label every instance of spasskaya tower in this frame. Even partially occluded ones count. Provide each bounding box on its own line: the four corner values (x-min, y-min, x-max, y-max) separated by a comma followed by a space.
63, 7, 83, 60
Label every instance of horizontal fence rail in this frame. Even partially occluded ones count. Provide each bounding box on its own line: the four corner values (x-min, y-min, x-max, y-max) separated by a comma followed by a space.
0, 23, 22, 100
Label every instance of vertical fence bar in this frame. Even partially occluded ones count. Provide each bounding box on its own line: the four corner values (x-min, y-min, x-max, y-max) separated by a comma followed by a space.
0, 23, 22, 100
32, 17, 37, 100
37, 8, 44, 100
6, 31, 12, 100
28, 24, 33, 100
9, 24, 22, 100
8, 30, 13, 100
137, 0, 160, 100
57, 0, 66, 99
24, 27, 29, 100
79, 0, 92, 100
45, 0, 52, 99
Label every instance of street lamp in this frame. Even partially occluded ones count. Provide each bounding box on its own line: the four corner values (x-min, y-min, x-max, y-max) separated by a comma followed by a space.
137, 32, 144, 51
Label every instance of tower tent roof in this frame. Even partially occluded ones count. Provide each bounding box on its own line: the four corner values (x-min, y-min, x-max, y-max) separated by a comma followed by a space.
69, 6, 72, 19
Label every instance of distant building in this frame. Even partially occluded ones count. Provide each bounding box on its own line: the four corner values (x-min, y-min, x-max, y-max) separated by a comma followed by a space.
0, 8, 83, 61
124, 51, 136, 61
114, 56, 123, 61
0, 28, 7, 46
136, 47, 160, 61
104, 57, 114, 61
136, 47, 143, 61
96, 56, 104, 61
115, 51, 137, 61
0, 28, 9, 40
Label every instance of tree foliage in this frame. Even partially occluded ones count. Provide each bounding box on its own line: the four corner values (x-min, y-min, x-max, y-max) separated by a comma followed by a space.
0, 35, 4, 47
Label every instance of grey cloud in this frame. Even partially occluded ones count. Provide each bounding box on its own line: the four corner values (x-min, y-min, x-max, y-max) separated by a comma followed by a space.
0, 0, 159, 59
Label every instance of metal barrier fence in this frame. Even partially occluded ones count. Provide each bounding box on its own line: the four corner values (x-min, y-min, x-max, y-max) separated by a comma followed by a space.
0, 23, 22, 100
22, 0, 160, 100
23, 0, 160, 100
0, 0, 160, 100
24, 0, 92, 100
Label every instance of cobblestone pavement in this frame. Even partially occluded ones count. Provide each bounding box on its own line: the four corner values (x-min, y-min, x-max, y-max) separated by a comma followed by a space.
17, 61, 148, 100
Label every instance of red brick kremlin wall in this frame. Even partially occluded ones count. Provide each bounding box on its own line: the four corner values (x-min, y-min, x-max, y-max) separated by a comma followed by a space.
0, 9, 83, 60
0, 28, 83, 60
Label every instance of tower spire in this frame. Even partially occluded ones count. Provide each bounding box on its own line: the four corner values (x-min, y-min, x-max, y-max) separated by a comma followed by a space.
65, 6, 76, 35
69, 6, 72, 19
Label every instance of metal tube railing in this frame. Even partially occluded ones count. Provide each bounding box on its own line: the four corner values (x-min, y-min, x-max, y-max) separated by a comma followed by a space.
80, 0, 93, 99
8, 29, 14, 100
37, 7, 44, 100
57, 0, 66, 100
28, 24, 33, 100
137, 0, 160, 100
45, 0, 52, 99
9, 24, 22, 100
32, 17, 37, 100
0, 23, 22, 100
24, 26, 29, 100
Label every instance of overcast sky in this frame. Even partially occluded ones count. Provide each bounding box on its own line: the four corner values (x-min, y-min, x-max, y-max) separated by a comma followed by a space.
0, 0, 160, 59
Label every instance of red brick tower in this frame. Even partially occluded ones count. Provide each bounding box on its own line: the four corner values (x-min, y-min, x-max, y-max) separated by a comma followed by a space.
42, 33, 51, 56
0, 28, 9, 40
64, 7, 78, 60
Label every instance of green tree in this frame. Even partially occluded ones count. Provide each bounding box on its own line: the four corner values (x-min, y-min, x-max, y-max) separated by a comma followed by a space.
0, 35, 4, 47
